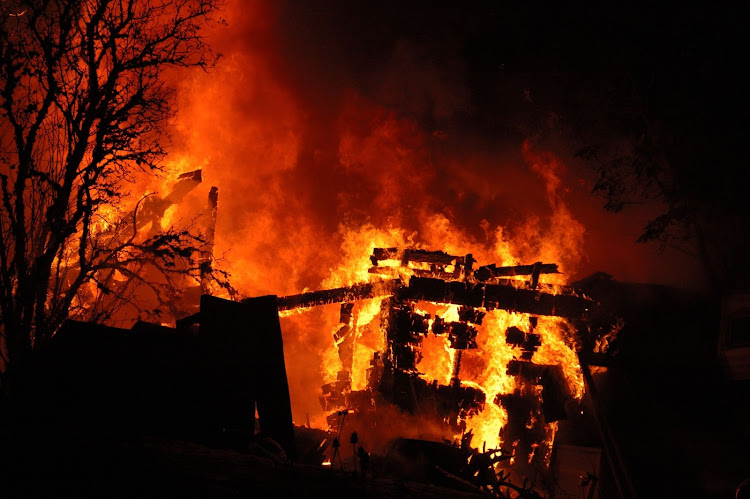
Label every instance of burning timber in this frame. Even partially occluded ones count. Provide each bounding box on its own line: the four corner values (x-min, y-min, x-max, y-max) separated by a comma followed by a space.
274, 255, 591, 319
267, 248, 610, 484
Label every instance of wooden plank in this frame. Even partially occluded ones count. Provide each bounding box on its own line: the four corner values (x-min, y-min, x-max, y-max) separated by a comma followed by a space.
474, 262, 559, 281
272, 279, 400, 310
401, 277, 595, 319
403, 249, 463, 266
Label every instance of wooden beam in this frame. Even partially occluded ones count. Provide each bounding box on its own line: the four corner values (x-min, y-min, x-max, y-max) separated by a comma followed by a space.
272, 279, 401, 311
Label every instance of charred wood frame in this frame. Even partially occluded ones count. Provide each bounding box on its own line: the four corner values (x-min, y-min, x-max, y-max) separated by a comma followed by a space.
267, 249, 611, 460
173, 246, 620, 487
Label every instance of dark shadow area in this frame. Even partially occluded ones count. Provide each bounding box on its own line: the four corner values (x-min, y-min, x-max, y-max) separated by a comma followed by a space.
570, 273, 750, 498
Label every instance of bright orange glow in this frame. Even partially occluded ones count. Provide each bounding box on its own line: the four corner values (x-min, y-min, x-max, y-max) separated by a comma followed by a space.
417, 333, 454, 386
461, 311, 527, 449
351, 298, 387, 390
76, 0, 594, 463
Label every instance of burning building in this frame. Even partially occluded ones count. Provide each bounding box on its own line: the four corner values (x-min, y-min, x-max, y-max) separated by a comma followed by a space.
7, 1, 748, 497
263, 245, 619, 492
276, 248, 592, 453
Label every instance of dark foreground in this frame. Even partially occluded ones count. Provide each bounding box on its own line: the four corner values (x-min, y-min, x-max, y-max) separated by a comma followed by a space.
2, 276, 750, 497
0, 426, 488, 498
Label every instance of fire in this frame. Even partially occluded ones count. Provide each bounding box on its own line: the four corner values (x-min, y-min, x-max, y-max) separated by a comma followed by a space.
533, 316, 585, 399
57, 0, 596, 475
320, 332, 343, 386
462, 311, 536, 449
299, 220, 586, 458
93, 139, 588, 461
417, 334, 454, 386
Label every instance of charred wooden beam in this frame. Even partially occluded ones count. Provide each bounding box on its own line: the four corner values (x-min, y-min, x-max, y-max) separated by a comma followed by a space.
368, 266, 462, 281
385, 300, 429, 345
398, 277, 479, 307
333, 324, 351, 343
465, 253, 476, 273
371, 247, 399, 264
474, 262, 559, 281
505, 326, 525, 346
320, 370, 352, 412
495, 390, 538, 415
458, 306, 485, 325
377, 367, 485, 419
339, 302, 354, 324
399, 276, 595, 319
272, 279, 400, 310
452, 350, 463, 382
427, 317, 481, 349
500, 362, 572, 422
164, 169, 203, 204
371, 247, 467, 270
392, 344, 423, 372
200, 186, 219, 294
432, 316, 447, 335
403, 248, 463, 266
136, 169, 204, 233
411, 269, 461, 279
449, 322, 478, 350
523, 333, 542, 350
504, 327, 542, 359
238, 269, 594, 319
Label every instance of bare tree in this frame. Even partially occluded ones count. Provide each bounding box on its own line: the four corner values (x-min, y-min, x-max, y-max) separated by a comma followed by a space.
0, 0, 227, 381
567, 6, 747, 295
574, 79, 748, 294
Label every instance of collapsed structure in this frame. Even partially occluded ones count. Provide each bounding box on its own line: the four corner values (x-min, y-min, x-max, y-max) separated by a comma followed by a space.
271, 248, 611, 476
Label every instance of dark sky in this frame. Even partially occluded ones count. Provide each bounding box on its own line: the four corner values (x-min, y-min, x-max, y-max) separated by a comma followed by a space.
267, 1, 745, 133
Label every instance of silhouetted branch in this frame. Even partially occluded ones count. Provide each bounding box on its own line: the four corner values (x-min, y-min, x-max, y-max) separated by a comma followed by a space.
0, 0, 225, 373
